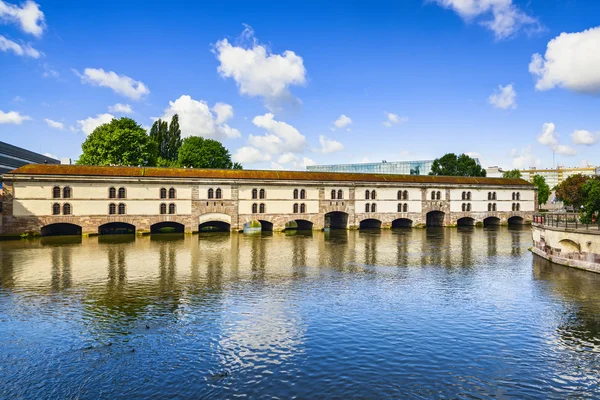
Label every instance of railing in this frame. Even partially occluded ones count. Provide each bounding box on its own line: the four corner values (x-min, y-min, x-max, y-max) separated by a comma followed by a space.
533, 213, 600, 231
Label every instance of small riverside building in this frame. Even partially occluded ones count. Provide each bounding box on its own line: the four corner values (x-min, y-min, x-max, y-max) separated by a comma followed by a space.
1, 164, 536, 236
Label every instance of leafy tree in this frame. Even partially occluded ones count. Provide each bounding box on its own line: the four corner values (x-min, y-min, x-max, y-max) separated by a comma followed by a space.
429, 153, 486, 177
503, 169, 522, 179
555, 174, 591, 209
532, 174, 550, 206
177, 137, 240, 169
78, 117, 156, 166
581, 179, 600, 223
166, 114, 182, 160
150, 114, 181, 162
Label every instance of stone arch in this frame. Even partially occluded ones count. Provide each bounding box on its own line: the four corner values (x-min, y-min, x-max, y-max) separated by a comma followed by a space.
98, 222, 135, 235
325, 211, 348, 230
392, 218, 413, 228
457, 217, 475, 226
483, 216, 500, 227
285, 219, 314, 231
426, 211, 445, 227
557, 239, 580, 254
198, 212, 232, 232
359, 218, 382, 229
40, 223, 82, 237
151, 221, 185, 234
508, 216, 524, 225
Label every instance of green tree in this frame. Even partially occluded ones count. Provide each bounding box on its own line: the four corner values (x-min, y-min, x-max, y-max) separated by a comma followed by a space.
149, 114, 181, 164
166, 114, 182, 160
177, 137, 240, 169
581, 179, 600, 223
532, 174, 550, 206
78, 117, 156, 166
429, 153, 486, 177
555, 174, 591, 209
503, 169, 522, 179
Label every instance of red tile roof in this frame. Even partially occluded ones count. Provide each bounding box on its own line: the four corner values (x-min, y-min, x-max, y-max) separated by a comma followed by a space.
5, 164, 533, 186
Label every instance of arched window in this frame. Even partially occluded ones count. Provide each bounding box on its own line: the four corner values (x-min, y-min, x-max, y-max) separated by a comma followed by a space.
462, 191, 466, 200
512, 192, 516, 201
259, 203, 265, 213
466, 203, 471, 212
337, 190, 343, 200
492, 192, 497, 200
300, 203, 306, 213
467, 192, 471, 200
293, 189, 299, 199
109, 187, 117, 199
516, 203, 520, 211
53, 186, 61, 198
493, 203, 497, 211
118, 203, 126, 215
431, 191, 436, 200
403, 203, 408, 212
252, 203, 258, 213
436, 191, 442, 200
488, 192, 492, 200
397, 191, 402, 200
215, 188, 222, 199
398, 203, 402, 212
331, 190, 336, 200
371, 203, 376, 213
252, 189, 258, 199
160, 188, 167, 199
259, 189, 265, 199
169, 203, 176, 214
293, 203, 299, 213
63, 203, 71, 215
300, 189, 306, 199
365, 203, 370, 213
365, 190, 370, 200
462, 203, 466, 212
512, 203, 515, 211
118, 187, 126, 199
160, 203, 166, 214
52, 203, 60, 215
109, 203, 116, 215
63, 187, 71, 199
169, 188, 176, 199
516, 192, 520, 201
371, 190, 376, 200
208, 188, 214, 199
403, 191, 409, 200
488, 203, 492, 212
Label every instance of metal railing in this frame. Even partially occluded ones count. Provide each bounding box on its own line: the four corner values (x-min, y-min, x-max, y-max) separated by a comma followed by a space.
533, 213, 600, 231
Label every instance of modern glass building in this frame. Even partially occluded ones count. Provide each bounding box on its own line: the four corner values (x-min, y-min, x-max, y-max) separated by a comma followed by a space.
307, 159, 479, 176
0, 141, 60, 175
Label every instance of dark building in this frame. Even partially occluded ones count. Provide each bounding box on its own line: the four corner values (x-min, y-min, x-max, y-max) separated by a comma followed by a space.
0, 140, 60, 175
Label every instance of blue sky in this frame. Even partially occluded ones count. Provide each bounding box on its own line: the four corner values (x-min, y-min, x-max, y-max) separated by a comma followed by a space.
1, 0, 599, 171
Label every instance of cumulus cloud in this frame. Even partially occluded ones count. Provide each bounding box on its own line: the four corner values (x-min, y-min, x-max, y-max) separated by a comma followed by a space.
382, 112, 408, 127
433, 0, 542, 40
333, 114, 352, 130
0, 0, 45, 37
0, 109, 30, 124
488, 83, 516, 109
159, 95, 240, 140
318, 135, 344, 154
571, 129, 599, 146
271, 153, 316, 170
553, 144, 577, 156
76, 68, 150, 100
215, 25, 306, 110
0, 34, 40, 58
248, 113, 307, 155
77, 113, 115, 135
108, 103, 133, 114
510, 147, 540, 169
529, 26, 600, 94
536, 122, 576, 156
232, 146, 271, 164
44, 118, 63, 130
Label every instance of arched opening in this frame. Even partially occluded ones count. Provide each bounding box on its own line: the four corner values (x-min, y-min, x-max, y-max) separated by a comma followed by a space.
285, 219, 313, 231
392, 218, 413, 228
40, 223, 82, 237
151, 221, 185, 234
483, 216, 501, 227
359, 219, 382, 229
198, 221, 231, 232
557, 239, 580, 254
426, 211, 445, 227
98, 222, 135, 235
508, 216, 524, 226
457, 217, 475, 227
258, 220, 273, 232
325, 211, 348, 230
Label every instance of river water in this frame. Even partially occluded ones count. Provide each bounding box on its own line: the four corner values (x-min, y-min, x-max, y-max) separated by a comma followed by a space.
1, 227, 600, 398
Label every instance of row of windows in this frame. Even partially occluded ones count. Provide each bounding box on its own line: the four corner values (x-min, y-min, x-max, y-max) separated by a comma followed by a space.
512, 203, 521, 211
398, 203, 409, 212
292, 203, 306, 213
431, 191, 442, 200
365, 203, 377, 213
251, 203, 266, 213
365, 190, 377, 200
52, 186, 71, 199
293, 189, 306, 199
108, 187, 127, 199
461, 203, 472, 212
331, 190, 344, 200
251, 189, 266, 199
461, 192, 472, 200
512, 192, 521, 201
160, 188, 177, 199
159, 203, 177, 214
488, 192, 497, 200
108, 203, 127, 215
207, 188, 222, 199
488, 203, 497, 211
52, 203, 71, 215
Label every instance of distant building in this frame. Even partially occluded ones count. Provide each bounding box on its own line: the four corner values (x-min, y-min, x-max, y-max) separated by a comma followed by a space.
307, 159, 482, 176
520, 165, 598, 188
0, 141, 60, 175
485, 166, 504, 178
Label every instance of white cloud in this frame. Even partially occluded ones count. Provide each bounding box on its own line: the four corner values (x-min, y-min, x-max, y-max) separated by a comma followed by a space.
77, 113, 115, 135
44, 118, 63, 130
248, 113, 307, 155
319, 135, 344, 154
42, 63, 58, 78
0, 0, 45, 37
333, 114, 352, 129
529, 26, 600, 94
488, 83, 516, 109
108, 103, 133, 114
510, 147, 540, 169
11, 95, 24, 102
76, 68, 150, 100
571, 129, 599, 146
536, 122, 577, 156
43, 152, 57, 160
433, 0, 541, 40
0, 109, 30, 124
272, 153, 316, 170
159, 95, 240, 140
0, 34, 40, 58
277, 152, 298, 165
232, 146, 271, 164
382, 112, 408, 127
553, 144, 577, 156
215, 25, 306, 110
